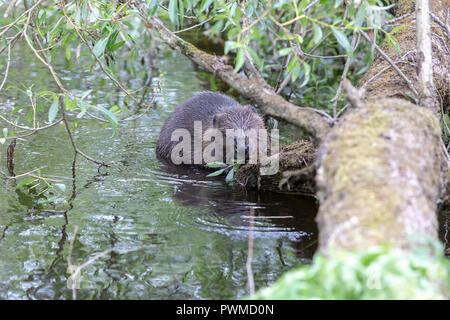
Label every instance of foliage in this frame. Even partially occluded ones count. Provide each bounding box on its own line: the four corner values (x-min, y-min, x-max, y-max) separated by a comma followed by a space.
251, 241, 450, 299
0, 0, 400, 185
205, 160, 243, 182
147, 0, 396, 112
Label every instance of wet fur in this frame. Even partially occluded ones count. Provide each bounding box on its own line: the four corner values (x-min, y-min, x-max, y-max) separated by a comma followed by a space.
156, 91, 265, 165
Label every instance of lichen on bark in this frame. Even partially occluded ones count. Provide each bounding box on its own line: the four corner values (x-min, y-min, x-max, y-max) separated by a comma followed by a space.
316, 99, 444, 252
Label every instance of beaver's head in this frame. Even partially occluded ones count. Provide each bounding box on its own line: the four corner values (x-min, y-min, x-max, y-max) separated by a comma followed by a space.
209, 105, 266, 164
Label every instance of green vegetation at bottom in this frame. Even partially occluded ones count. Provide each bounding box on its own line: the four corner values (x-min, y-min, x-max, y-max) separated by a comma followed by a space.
251, 241, 450, 299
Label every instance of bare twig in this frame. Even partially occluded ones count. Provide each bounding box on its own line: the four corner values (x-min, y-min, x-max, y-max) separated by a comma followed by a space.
0, 159, 62, 182
416, 0, 437, 112
3, 0, 18, 18
331, 30, 358, 119
22, 9, 72, 97
0, 118, 63, 139
342, 79, 364, 109
385, 11, 414, 25
0, 42, 11, 91
0, 0, 42, 38
241, 215, 293, 219
60, 0, 152, 110
429, 12, 450, 38
66, 225, 113, 300
173, 16, 214, 34
238, 2, 266, 84
360, 59, 416, 91
360, 30, 419, 98
58, 96, 112, 167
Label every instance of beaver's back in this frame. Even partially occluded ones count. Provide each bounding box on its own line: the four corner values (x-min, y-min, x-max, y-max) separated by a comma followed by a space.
156, 91, 241, 159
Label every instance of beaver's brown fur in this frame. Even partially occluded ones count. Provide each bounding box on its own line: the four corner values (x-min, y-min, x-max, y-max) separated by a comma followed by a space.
156, 91, 265, 165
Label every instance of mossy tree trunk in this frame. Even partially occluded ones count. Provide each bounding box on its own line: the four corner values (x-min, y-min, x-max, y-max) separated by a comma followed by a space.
316, 0, 449, 253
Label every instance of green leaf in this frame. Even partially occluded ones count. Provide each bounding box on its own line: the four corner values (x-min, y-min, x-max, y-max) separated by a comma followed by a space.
109, 40, 125, 52
64, 96, 77, 111
234, 48, 245, 72
332, 28, 351, 54
38, 9, 46, 25
224, 41, 238, 54
298, 0, 308, 13
300, 61, 311, 87
287, 56, 298, 73
206, 168, 225, 177
313, 24, 323, 45
65, 46, 71, 61
80, 89, 92, 101
205, 162, 226, 168
168, 0, 179, 27
179, 0, 184, 26
291, 61, 301, 82
48, 96, 59, 123
90, 105, 119, 128
225, 168, 234, 182
278, 47, 292, 57
390, 25, 407, 35
16, 177, 37, 189
200, 0, 214, 13
3, 128, 7, 137
387, 33, 402, 55
92, 37, 108, 58
37, 102, 44, 113
247, 47, 261, 68
54, 183, 66, 192
148, 0, 160, 16
11, 105, 27, 114
355, 2, 367, 30
334, 0, 344, 9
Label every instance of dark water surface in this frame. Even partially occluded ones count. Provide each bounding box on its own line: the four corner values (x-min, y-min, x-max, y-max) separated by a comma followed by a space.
0, 38, 318, 299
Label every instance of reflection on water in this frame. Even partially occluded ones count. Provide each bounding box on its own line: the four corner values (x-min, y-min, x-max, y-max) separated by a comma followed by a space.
0, 38, 319, 299
158, 161, 318, 252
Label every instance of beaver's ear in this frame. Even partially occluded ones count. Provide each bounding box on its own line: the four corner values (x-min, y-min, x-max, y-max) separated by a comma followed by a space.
212, 113, 223, 128
243, 104, 257, 113
212, 114, 219, 128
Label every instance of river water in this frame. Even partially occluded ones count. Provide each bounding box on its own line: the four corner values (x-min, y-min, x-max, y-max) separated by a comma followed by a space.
0, 38, 318, 299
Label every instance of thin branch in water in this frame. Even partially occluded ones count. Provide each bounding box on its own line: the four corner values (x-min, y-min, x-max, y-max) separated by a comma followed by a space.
241, 215, 294, 219
59, 96, 112, 167
246, 208, 255, 296
66, 225, 113, 300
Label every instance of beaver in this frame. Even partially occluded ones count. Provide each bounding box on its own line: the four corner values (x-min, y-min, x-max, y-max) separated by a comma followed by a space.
156, 91, 266, 166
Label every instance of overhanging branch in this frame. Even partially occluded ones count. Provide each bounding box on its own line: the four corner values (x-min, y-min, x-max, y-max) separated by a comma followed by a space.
133, 1, 332, 142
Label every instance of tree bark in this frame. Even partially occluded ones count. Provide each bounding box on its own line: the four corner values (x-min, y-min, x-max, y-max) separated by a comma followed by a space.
316, 0, 449, 253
